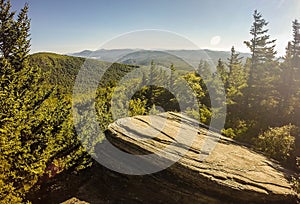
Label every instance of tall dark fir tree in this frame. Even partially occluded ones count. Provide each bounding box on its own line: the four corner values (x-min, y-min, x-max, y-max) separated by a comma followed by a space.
291, 19, 300, 66
244, 10, 277, 86
0, 1, 90, 202
242, 10, 280, 139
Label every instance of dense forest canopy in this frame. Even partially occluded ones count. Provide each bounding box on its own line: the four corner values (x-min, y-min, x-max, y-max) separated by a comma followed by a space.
1, 0, 300, 202
0, 1, 91, 202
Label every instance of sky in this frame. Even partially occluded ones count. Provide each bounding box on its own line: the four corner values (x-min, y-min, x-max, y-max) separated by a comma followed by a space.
12, 0, 300, 56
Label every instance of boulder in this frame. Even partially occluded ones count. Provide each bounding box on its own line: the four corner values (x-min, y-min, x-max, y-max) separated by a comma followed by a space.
104, 112, 298, 203
61, 197, 89, 204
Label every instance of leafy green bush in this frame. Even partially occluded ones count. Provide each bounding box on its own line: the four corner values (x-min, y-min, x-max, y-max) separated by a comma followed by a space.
291, 175, 300, 193
128, 98, 147, 116
222, 120, 248, 139
254, 124, 297, 162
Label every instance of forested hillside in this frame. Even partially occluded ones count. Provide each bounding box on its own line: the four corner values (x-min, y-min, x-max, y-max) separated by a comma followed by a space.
70, 48, 251, 69
1, 0, 300, 203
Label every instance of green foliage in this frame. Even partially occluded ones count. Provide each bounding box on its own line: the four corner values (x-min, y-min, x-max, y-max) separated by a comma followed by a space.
0, 2, 91, 202
24, 10, 300, 173
244, 10, 277, 68
254, 125, 296, 162
129, 98, 147, 116
222, 120, 248, 139
29, 53, 85, 92
185, 105, 212, 125
216, 58, 228, 85
244, 9, 277, 95
291, 176, 300, 193
0, 58, 91, 202
2, 3, 300, 202
226, 46, 247, 105
291, 19, 300, 66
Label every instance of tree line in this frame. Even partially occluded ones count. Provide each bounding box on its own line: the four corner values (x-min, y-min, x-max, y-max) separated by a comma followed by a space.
1, 0, 300, 202
123, 10, 300, 170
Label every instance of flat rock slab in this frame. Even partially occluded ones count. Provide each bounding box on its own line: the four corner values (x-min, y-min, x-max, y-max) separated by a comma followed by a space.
61, 197, 89, 204
105, 112, 298, 203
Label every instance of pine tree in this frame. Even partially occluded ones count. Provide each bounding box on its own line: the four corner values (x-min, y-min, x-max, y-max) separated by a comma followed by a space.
241, 10, 280, 139
149, 60, 156, 85
0, 1, 90, 202
11, 3, 31, 71
221, 47, 248, 139
291, 19, 300, 66
277, 19, 300, 126
277, 44, 295, 124
243, 10, 278, 108
197, 60, 213, 108
197, 59, 212, 81
244, 10, 277, 86
168, 63, 176, 91
227, 46, 243, 75
226, 46, 247, 105
215, 58, 228, 86
290, 19, 300, 126
133, 60, 165, 113
0, 0, 16, 58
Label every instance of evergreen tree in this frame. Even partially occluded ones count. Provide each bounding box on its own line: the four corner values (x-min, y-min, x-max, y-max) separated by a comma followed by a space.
290, 19, 300, 127
197, 60, 213, 108
214, 58, 228, 108
244, 10, 277, 86
242, 10, 280, 139
168, 63, 176, 91
0, 1, 30, 70
0, 1, 90, 202
215, 58, 228, 86
226, 46, 247, 104
11, 3, 31, 70
0, 0, 16, 58
227, 46, 243, 75
278, 19, 300, 126
148, 60, 156, 106
291, 19, 300, 66
221, 47, 248, 139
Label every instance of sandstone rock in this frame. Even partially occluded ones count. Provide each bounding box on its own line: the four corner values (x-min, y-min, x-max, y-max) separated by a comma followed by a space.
61, 197, 89, 204
104, 112, 298, 203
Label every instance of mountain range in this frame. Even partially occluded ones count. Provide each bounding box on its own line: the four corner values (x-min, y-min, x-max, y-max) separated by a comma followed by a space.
69, 49, 250, 71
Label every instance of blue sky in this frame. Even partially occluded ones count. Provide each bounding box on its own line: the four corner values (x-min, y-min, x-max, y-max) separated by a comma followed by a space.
12, 0, 300, 56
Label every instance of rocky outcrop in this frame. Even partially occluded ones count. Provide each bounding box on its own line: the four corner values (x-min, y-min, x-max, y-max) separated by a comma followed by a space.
104, 112, 298, 204
36, 112, 298, 204
61, 197, 89, 204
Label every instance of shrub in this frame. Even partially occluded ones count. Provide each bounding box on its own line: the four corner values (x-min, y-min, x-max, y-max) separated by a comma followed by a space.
254, 124, 297, 162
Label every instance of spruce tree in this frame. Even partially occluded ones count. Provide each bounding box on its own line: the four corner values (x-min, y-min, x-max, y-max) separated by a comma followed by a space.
168, 63, 176, 91
244, 10, 277, 86
226, 46, 247, 104
0, 1, 90, 202
215, 58, 228, 86
242, 10, 280, 139
148, 60, 156, 108
278, 19, 300, 126
291, 19, 300, 66
11, 3, 31, 71
0, 0, 16, 58
197, 60, 213, 108
221, 47, 248, 139
227, 46, 243, 75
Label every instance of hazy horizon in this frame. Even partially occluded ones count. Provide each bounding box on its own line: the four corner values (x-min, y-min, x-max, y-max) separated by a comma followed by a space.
13, 0, 300, 56
58, 47, 252, 55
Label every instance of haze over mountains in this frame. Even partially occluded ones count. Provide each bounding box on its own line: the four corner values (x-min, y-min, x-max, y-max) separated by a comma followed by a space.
69, 49, 250, 70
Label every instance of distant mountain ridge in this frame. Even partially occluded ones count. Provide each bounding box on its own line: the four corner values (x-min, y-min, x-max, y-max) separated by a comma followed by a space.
68, 49, 250, 71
